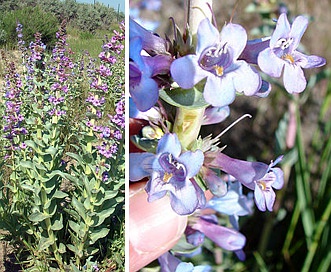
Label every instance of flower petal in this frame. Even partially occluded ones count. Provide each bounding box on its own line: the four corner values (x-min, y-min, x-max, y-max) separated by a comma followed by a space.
271, 167, 284, 189
179, 150, 204, 178
156, 133, 182, 157
254, 183, 266, 211
196, 18, 220, 55
129, 153, 155, 181
290, 15, 309, 50
158, 252, 181, 272
202, 106, 230, 125
165, 180, 202, 215
220, 23, 247, 59
233, 61, 261, 96
294, 51, 326, 69
171, 55, 209, 89
239, 37, 270, 64
270, 13, 291, 48
207, 152, 269, 190
129, 17, 168, 54
192, 219, 246, 251
258, 48, 284, 77
283, 63, 306, 93
203, 75, 236, 107
265, 188, 276, 211
130, 75, 159, 112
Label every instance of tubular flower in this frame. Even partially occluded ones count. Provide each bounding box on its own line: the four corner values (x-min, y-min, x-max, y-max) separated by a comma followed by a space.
129, 23, 172, 112
191, 216, 246, 254
171, 18, 262, 108
206, 152, 284, 212
158, 251, 212, 272
257, 13, 326, 93
129, 133, 205, 215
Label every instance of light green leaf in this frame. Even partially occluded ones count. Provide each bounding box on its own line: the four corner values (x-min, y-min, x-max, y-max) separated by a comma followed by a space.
38, 235, 55, 251
159, 87, 209, 109
90, 228, 109, 244
28, 211, 50, 222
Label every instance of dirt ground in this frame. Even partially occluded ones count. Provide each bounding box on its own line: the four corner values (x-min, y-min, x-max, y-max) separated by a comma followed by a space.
0, 230, 20, 272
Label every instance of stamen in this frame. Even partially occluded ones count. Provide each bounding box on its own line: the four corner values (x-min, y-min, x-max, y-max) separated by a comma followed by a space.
257, 180, 267, 190
215, 114, 252, 140
276, 37, 294, 50
214, 65, 224, 76
163, 172, 173, 182
282, 53, 295, 64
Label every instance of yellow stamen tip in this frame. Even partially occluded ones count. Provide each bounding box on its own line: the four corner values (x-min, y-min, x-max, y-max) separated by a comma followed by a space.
163, 172, 173, 183
214, 65, 224, 76
282, 54, 295, 64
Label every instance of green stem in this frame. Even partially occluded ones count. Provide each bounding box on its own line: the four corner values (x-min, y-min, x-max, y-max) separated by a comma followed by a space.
40, 187, 64, 269
172, 1, 212, 149
301, 198, 331, 272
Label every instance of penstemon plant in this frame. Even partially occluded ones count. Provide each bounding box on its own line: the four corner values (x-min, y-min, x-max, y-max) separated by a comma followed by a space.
129, 0, 326, 270
0, 20, 125, 271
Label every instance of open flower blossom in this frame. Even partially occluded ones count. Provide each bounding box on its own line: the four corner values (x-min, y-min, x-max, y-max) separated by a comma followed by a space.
129, 133, 205, 215
171, 18, 262, 108
206, 179, 254, 230
257, 13, 326, 93
206, 152, 284, 212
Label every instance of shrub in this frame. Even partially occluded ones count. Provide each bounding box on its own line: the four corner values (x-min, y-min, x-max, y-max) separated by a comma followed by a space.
0, 6, 59, 48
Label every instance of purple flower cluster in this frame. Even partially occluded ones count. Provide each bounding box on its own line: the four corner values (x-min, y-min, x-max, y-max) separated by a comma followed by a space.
1, 60, 28, 152
130, 13, 325, 112
46, 20, 76, 118
84, 23, 125, 160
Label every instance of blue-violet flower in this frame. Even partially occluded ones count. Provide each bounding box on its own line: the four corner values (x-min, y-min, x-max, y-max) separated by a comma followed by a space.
129, 133, 205, 215
171, 18, 262, 108
257, 13, 326, 93
206, 152, 284, 212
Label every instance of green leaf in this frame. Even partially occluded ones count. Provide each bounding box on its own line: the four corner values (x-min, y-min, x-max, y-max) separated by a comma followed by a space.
38, 235, 55, 251
29, 211, 50, 222
67, 244, 83, 258
90, 227, 109, 244
51, 214, 63, 231
58, 243, 66, 254
159, 87, 209, 109
52, 190, 68, 199
19, 161, 34, 169
68, 220, 82, 237
45, 146, 58, 157
92, 207, 115, 227
130, 135, 158, 153
71, 197, 86, 221
66, 152, 83, 165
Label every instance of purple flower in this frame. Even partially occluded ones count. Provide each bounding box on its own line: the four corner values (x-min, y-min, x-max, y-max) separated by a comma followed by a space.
171, 18, 262, 108
129, 36, 172, 112
158, 252, 212, 272
202, 106, 230, 125
191, 216, 246, 253
206, 152, 284, 212
206, 180, 254, 229
129, 17, 168, 55
257, 13, 326, 93
129, 133, 205, 215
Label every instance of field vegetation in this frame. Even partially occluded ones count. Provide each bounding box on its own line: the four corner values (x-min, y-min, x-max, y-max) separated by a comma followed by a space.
0, 0, 125, 271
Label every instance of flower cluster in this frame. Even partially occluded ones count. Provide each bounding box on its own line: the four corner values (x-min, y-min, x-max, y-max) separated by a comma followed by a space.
129, 2, 326, 270
1, 57, 27, 154
85, 23, 125, 159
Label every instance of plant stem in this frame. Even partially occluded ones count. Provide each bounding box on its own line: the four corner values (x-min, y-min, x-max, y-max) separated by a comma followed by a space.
174, 0, 212, 149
